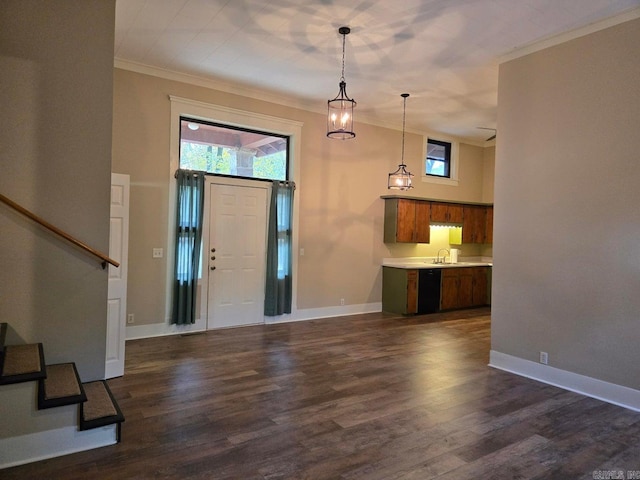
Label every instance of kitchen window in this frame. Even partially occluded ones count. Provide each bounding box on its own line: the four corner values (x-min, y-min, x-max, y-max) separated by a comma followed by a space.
425, 138, 451, 178
422, 137, 459, 186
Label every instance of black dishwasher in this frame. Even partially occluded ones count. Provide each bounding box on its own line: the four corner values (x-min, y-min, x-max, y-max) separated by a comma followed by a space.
417, 269, 442, 314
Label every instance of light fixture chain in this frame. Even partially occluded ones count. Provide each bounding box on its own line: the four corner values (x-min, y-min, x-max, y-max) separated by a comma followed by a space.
340, 32, 346, 81
401, 96, 407, 166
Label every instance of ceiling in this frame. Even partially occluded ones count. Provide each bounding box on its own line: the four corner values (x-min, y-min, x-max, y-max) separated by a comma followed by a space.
114, 0, 640, 142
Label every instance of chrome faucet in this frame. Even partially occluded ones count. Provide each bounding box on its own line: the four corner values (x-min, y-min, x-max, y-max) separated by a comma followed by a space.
434, 248, 450, 264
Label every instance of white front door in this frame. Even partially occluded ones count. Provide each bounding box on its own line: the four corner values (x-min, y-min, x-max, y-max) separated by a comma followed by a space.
106, 173, 129, 378
207, 183, 268, 329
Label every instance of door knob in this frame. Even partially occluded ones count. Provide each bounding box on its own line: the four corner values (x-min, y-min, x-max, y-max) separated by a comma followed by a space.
211, 248, 216, 253
211, 256, 216, 260
210, 266, 216, 270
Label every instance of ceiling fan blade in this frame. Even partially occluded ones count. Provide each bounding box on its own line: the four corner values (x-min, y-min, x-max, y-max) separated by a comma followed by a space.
477, 127, 497, 141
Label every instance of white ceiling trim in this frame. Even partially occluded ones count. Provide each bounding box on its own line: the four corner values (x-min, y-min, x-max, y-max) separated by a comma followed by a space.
499, 6, 640, 63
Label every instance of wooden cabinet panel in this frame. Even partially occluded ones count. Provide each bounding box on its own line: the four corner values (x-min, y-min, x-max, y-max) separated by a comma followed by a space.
472, 268, 488, 306
384, 198, 430, 243
414, 201, 431, 243
440, 270, 459, 310
440, 267, 489, 310
430, 202, 463, 223
485, 206, 493, 244
447, 204, 463, 223
458, 269, 474, 308
406, 270, 418, 314
396, 199, 416, 242
462, 205, 486, 244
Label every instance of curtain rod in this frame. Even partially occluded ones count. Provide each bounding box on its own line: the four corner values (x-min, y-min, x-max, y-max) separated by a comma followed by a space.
174, 169, 294, 188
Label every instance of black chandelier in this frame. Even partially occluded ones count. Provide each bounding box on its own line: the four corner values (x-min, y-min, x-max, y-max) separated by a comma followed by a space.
388, 93, 414, 190
327, 26, 356, 139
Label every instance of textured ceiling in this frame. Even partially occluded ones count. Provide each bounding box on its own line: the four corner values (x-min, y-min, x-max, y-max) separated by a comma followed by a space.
115, 0, 640, 142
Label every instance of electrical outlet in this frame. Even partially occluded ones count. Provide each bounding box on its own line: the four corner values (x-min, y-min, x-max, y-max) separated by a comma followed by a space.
127, 314, 135, 324
300, 248, 305, 256
539, 351, 548, 365
340, 298, 345, 306
152, 248, 163, 258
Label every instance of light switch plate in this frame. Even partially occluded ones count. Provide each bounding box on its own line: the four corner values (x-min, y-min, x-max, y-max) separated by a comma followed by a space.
152, 248, 163, 258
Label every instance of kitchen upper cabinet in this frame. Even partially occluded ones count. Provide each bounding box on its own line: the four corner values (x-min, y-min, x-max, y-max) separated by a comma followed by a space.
430, 202, 463, 223
384, 198, 430, 243
382, 196, 492, 245
462, 205, 487, 244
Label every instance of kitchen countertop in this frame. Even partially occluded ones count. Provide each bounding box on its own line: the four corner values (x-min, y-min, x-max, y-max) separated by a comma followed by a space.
382, 257, 493, 269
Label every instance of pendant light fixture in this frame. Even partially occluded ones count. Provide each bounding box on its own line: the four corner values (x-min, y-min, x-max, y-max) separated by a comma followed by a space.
327, 26, 356, 139
388, 93, 414, 190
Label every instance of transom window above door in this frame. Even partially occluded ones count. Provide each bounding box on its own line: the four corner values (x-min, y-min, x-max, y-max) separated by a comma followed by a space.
179, 117, 289, 181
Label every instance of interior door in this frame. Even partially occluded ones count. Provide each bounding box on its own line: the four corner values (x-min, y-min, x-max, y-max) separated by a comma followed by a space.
207, 183, 268, 329
106, 173, 129, 378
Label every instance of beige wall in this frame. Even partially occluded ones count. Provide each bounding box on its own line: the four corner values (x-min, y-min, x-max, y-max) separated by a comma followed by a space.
0, 0, 115, 380
112, 68, 493, 325
482, 146, 495, 203
0, 0, 115, 439
492, 18, 640, 389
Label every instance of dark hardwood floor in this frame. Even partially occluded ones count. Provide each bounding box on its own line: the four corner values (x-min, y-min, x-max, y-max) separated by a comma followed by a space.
4, 308, 640, 479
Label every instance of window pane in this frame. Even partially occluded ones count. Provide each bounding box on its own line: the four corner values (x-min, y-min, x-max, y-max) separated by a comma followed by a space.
179, 118, 287, 181
426, 159, 446, 176
425, 139, 451, 178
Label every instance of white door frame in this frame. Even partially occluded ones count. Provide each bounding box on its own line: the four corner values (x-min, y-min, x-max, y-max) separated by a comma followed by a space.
200, 177, 271, 329
106, 173, 129, 378
167, 97, 302, 330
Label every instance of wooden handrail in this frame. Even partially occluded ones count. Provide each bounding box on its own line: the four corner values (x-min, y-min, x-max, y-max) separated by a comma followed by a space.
0, 193, 119, 269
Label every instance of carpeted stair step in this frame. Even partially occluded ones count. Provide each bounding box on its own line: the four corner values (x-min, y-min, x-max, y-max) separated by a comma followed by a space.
0, 342, 46, 385
38, 363, 87, 409
80, 380, 125, 441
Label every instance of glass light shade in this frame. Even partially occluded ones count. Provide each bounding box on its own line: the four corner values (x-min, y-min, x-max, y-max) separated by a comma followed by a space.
327, 81, 356, 139
388, 164, 414, 190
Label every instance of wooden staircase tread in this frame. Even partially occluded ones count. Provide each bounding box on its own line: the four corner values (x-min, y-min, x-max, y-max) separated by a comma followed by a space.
38, 363, 87, 410
0, 343, 46, 385
80, 380, 124, 436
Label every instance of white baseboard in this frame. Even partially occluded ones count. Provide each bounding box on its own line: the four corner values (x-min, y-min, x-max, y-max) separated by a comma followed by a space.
489, 350, 640, 412
265, 302, 383, 324
0, 425, 117, 469
125, 319, 206, 340
125, 302, 383, 340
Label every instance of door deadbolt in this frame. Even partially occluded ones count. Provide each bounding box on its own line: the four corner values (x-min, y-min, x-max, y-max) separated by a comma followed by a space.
211, 248, 216, 253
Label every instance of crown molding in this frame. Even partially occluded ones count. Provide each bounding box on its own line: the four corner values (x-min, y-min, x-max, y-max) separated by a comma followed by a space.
114, 58, 486, 146
114, 58, 321, 112
499, 6, 640, 64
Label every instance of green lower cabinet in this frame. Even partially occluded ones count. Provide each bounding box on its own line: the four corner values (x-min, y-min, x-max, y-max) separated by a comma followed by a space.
382, 267, 417, 314
383, 266, 491, 315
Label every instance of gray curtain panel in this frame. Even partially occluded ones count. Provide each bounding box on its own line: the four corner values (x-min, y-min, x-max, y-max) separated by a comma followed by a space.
171, 170, 205, 325
265, 181, 295, 316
